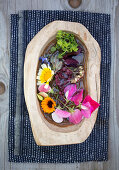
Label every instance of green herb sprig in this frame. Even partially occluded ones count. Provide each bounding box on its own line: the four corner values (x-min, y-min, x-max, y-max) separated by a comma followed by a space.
51, 30, 78, 58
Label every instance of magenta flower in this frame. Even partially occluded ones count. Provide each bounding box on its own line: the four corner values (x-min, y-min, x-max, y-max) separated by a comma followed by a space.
38, 84, 51, 93
70, 89, 83, 105
81, 102, 91, 118
52, 84, 100, 124
64, 84, 77, 100
82, 95, 100, 114
52, 95, 100, 124
69, 96, 100, 124
64, 84, 83, 105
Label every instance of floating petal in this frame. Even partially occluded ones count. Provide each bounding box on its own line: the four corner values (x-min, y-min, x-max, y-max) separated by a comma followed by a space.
38, 84, 51, 92
52, 112, 63, 123
81, 102, 91, 118
55, 109, 71, 118
82, 95, 100, 113
70, 89, 83, 105
69, 109, 84, 124
64, 84, 77, 100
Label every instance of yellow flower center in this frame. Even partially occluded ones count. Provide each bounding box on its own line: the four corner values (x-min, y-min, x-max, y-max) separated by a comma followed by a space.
40, 68, 52, 83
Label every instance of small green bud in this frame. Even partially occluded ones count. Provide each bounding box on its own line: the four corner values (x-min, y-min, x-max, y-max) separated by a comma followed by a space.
51, 46, 56, 53
37, 94, 43, 101
58, 54, 63, 59
49, 89, 54, 94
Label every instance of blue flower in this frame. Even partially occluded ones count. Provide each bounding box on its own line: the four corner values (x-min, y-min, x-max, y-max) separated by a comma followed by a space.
39, 57, 49, 64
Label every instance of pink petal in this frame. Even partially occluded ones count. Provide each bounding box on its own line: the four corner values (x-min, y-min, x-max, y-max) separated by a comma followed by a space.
82, 95, 100, 113
38, 84, 51, 92
64, 84, 77, 100
81, 102, 91, 118
70, 89, 83, 105
55, 109, 71, 118
69, 109, 84, 124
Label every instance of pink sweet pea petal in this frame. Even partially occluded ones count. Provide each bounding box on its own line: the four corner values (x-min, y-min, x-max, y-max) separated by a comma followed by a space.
70, 89, 83, 105
55, 109, 71, 118
82, 95, 100, 113
81, 102, 91, 118
38, 84, 51, 92
64, 84, 77, 100
69, 109, 84, 124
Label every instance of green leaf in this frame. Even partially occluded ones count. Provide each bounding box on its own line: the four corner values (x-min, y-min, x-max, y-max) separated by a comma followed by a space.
51, 46, 56, 53
58, 54, 63, 59
57, 105, 63, 110
76, 103, 81, 110
55, 30, 79, 59
61, 51, 66, 56
56, 44, 61, 50
74, 47, 78, 52
56, 30, 63, 39
68, 107, 75, 113
57, 39, 63, 46
49, 89, 54, 94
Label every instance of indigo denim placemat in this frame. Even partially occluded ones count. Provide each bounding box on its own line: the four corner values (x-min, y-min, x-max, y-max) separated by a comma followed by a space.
9, 10, 111, 163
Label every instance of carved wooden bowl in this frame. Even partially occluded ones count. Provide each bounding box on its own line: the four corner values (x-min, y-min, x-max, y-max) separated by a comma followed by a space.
24, 21, 101, 146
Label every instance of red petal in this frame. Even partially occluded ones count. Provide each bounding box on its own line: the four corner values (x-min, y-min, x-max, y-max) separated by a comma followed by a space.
82, 95, 100, 113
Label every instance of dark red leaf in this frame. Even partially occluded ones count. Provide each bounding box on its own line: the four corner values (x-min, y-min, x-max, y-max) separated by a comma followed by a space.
63, 46, 82, 59
64, 58, 79, 67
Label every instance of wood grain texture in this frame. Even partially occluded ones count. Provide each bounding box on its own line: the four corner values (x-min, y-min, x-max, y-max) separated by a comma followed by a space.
0, 0, 119, 169
24, 20, 101, 146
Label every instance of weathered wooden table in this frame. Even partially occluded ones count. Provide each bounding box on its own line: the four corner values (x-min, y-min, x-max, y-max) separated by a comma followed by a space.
0, 0, 119, 170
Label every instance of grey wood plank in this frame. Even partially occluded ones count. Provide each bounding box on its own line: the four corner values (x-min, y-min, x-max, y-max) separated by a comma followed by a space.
16, 0, 32, 11
113, 0, 119, 170
0, 0, 119, 170
7, 0, 16, 14
103, 1, 119, 170
0, 8, 11, 170
31, 0, 38, 10
0, 0, 16, 169
37, 0, 62, 10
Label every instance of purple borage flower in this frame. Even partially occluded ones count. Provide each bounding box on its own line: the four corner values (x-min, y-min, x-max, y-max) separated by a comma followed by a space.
39, 57, 50, 65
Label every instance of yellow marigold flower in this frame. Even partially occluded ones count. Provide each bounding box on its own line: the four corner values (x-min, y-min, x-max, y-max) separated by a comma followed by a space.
37, 64, 54, 86
41, 97, 56, 114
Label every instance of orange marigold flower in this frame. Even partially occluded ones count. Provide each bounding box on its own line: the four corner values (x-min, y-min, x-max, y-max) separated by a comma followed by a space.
41, 97, 56, 114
